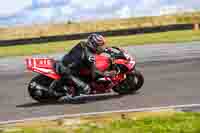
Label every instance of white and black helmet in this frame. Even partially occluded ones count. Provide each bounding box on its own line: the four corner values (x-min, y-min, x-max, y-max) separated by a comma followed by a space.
87, 34, 106, 52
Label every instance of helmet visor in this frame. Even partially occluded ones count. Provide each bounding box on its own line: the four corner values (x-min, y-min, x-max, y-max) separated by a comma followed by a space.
96, 45, 106, 53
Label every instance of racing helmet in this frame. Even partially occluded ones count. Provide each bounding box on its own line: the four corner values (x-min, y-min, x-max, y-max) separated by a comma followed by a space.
87, 34, 106, 53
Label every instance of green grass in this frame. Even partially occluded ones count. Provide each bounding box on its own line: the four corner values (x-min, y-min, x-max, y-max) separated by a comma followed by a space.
76, 112, 200, 133
2, 112, 200, 133
1, 127, 67, 133
1, 30, 200, 57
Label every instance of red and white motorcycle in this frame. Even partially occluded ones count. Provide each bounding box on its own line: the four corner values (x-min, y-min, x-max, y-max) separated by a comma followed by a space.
25, 47, 144, 102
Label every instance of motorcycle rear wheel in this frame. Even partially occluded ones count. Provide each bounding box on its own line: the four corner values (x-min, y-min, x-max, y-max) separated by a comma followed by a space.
112, 70, 144, 95
28, 74, 59, 103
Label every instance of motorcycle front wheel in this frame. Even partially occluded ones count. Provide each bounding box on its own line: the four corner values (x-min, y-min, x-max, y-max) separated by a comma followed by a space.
112, 70, 144, 95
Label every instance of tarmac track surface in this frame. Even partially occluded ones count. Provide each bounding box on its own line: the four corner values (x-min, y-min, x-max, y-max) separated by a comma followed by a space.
0, 42, 200, 122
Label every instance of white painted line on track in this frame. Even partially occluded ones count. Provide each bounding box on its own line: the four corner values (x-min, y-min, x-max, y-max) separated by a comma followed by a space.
0, 103, 200, 125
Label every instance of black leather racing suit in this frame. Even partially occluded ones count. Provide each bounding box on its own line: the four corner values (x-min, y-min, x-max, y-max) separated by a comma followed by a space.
60, 41, 105, 94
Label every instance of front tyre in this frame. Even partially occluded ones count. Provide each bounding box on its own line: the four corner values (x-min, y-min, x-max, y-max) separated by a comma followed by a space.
112, 70, 144, 95
132, 70, 144, 90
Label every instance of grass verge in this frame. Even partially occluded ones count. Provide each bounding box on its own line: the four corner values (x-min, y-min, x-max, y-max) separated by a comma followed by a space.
1, 11, 200, 40
0, 30, 200, 57
1, 112, 200, 133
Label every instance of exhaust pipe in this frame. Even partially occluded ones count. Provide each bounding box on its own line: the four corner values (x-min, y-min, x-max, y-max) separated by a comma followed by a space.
29, 82, 49, 92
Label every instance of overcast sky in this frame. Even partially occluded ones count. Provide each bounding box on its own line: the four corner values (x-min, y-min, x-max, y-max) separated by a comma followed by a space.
0, 0, 200, 20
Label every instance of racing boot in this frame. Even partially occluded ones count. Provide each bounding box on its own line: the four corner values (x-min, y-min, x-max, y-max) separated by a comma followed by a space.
58, 75, 91, 102
58, 85, 90, 103
70, 75, 91, 95
48, 80, 64, 97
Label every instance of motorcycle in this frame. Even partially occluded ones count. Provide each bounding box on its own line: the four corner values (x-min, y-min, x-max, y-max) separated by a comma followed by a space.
25, 47, 144, 103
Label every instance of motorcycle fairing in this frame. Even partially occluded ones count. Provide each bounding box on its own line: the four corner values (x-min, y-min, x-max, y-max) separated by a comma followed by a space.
25, 58, 61, 80
114, 59, 136, 71
95, 54, 111, 72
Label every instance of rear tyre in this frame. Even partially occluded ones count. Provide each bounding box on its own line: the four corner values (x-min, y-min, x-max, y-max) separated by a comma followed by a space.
112, 70, 144, 95
28, 74, 59, 103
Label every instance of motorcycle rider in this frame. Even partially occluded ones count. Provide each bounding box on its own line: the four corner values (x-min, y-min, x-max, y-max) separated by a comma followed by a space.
51, 33, 116, 101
